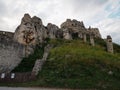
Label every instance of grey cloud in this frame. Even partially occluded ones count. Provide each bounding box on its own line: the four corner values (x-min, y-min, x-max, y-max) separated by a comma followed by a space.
0, 0, 119, 44
0, 0, 7, 16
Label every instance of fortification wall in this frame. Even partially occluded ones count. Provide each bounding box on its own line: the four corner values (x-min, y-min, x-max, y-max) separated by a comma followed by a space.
0, 31, 25, 73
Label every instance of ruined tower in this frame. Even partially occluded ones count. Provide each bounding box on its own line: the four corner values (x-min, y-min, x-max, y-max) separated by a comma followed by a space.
106, 35, 113, 53
83, 33, 87, 43
90, 34, 95, 46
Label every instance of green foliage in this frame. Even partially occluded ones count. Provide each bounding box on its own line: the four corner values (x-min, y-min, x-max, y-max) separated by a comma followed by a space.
36, 39, 120, 89
12, 45, 44, 72
95, 38, 106, 50
95, 38, 120, 54
7, 39, 120, 89
113, 43, 120, 53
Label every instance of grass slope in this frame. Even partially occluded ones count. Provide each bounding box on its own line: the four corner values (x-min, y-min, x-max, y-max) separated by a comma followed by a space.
3, 39, 120, 89
35, 39, 120, 89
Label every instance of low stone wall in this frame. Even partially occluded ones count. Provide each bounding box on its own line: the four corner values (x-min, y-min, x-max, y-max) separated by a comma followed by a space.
0, 72, 36, 83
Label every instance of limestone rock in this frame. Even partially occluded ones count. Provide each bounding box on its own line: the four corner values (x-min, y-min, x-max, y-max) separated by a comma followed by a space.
14, 14, 48, 56
61, 19, 87, 39
32, 16, 42, 26
0, 31, 14, 43
21, 13, 32, 25
47, 23, 63, 39
63, 28, 72, 40
61, 19, 85, 30
32, 16, 48, 43
87, 27, 101, 38
61, 19, 101, 39
14, 14, 37, 45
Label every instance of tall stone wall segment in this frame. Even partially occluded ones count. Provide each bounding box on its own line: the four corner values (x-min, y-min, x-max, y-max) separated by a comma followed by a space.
106, 35, 114, 53
0, 31, 25, 73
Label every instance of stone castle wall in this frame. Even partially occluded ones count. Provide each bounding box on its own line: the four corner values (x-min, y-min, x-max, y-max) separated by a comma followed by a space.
0, 31, 25, 73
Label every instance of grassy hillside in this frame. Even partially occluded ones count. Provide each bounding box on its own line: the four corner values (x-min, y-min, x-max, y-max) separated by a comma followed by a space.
34, 39, 120, 89
7, 39, 120, 89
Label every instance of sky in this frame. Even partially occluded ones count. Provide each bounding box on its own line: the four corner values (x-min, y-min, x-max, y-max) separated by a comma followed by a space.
0, 0, 120, 44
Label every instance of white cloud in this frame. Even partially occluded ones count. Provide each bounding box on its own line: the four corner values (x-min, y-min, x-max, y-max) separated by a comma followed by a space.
93, 18, 120, 44
0, 0, 120, 44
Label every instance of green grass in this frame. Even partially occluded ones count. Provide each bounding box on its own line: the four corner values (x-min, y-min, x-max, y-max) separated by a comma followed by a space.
2, 39, 120, 89
113, 43, 120, 53
35, 39, 120, 89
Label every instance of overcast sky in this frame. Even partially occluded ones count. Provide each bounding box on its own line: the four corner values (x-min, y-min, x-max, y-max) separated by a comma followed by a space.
0, 0, 120, 44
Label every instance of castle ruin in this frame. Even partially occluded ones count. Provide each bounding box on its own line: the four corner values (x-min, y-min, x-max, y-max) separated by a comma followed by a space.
0, 13, 114, 73
106, 35, 114, 53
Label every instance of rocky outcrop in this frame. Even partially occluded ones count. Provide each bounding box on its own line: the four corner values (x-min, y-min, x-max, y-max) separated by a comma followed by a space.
0, 31, 14, 43
14, 14, 102, 44
61, 19, 85, 31
14, 14, 48, 56
61, 19, 101, 39
63, 28, 72, 40
14, 14, 48, 44
14, 14, 37, 45
32, 16, 48, 43
87, 27, 101, 38
47, 23, 63, 39
61, 19, 86, 40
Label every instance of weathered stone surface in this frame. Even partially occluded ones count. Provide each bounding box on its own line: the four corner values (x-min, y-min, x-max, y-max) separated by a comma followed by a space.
61, 19, 87, 39
61, 19, 85, 30
90, 34, 95, 46
63, 28, 72, 40
32, 16, 48, 43
21, 14, 31, 25
0, 31, 25, 73
14, 14, 48, 45
106, 35, 113, 53
87, 27, 101, 38
0, 31, 14, 43
14, 14, 38, 56
83, 33, 87, 43
61, 19, 101, 39
47, 23, 63, 39
14, 14, 48, 56
14, 14, 37, 45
